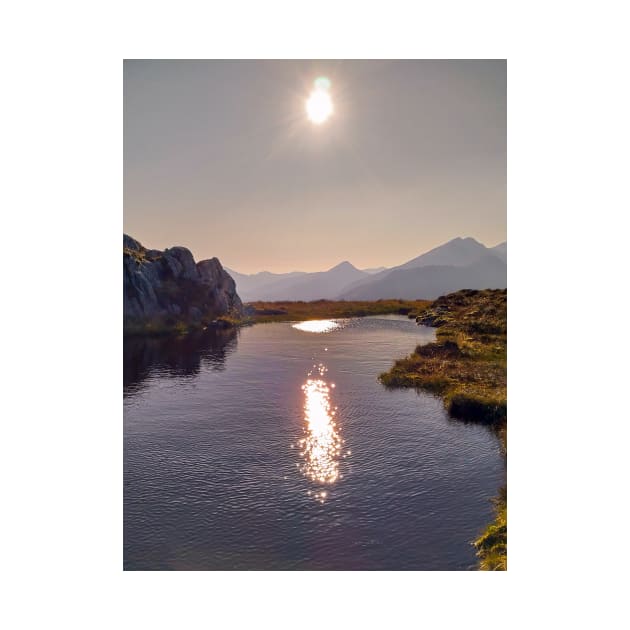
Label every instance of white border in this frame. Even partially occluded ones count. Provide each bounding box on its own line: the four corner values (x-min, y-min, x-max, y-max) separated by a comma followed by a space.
3, 0, 629, 627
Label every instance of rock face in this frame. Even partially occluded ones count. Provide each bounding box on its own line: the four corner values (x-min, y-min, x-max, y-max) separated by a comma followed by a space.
123, 234, 243, 328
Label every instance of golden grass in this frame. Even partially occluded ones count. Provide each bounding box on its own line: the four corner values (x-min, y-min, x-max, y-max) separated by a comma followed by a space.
247, 299, 431, 323
380, 289, 506, 426
474, 487, 507, 570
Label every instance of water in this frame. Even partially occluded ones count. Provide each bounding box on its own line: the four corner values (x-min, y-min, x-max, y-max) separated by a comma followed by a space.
124, 315, 505, 570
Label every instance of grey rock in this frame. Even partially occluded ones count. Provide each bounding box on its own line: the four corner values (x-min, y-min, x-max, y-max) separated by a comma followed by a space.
123, 234, 243, 328
197, 257, 243, 315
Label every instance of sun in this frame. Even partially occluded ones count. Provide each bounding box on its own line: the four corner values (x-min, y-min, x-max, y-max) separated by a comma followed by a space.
306, 77, 333, 125
306, 91, 333, 124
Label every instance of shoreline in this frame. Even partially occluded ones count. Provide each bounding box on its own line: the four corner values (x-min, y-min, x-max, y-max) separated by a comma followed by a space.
123, 298, 431, 337
378, 288, 507, 570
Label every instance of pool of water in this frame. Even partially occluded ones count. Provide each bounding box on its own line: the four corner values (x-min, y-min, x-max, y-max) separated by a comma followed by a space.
124, 315, 504, 570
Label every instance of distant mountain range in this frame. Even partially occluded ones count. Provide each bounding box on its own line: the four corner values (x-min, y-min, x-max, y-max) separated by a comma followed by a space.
227, 237, 506, 302
227, 261, 367, 301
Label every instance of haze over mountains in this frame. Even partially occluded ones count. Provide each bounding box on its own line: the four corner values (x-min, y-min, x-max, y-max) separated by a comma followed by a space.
228, 261, 367, 301
228, 237, 507, 302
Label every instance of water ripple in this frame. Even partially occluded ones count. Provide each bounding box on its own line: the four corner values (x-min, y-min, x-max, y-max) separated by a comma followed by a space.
124, 315, 505, 570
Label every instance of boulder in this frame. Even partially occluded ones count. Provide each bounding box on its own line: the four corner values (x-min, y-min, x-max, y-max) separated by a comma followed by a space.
123, 234, 243, 330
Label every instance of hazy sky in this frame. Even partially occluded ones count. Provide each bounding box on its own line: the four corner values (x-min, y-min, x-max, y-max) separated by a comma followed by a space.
124, 60, 506, 273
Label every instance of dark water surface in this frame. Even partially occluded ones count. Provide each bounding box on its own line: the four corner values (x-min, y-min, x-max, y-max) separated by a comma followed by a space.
124, 316, 504, 570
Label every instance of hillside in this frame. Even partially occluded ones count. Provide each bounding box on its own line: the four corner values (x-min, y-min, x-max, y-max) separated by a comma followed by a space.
339, 237, 507, 300
342, 253, 506, 300
225, 268, 307, 300
490, 242, 507, 263
397, 236, 492, 270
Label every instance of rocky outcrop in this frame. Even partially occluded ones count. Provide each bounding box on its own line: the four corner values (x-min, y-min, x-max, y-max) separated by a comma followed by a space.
124, 234, 243, 331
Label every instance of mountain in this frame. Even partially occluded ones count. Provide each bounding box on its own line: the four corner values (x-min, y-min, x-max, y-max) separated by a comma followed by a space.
339, 237, 507, 300
124, 234, 242, 331
490, 241, 507, 263
362, 266, 387, 274
228, 236, 507, 302
396, 237, 492, 270
342, 253, 506, 300
225, 268, 307, 301
226, 261, 368, 301
284, 261, 367, 300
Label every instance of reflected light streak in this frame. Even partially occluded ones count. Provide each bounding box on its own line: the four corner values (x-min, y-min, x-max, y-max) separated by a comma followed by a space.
299, 364, 342, 489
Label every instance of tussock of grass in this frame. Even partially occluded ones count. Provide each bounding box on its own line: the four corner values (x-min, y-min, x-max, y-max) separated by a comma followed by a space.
247, 299, 431, 323
474, 488, 507, 571
379, 289, 507, 428
447, 392, 506, 425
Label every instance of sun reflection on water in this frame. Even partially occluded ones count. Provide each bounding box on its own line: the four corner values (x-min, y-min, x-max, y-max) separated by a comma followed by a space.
292, 320, 341, 333
298, 364, 343, 499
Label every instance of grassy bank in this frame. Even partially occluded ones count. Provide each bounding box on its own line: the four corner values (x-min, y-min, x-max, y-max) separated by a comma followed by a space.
247, 298, 431, 323
379, 289, 506, 426
474, 487, 507, 570
379, 288, 507, 569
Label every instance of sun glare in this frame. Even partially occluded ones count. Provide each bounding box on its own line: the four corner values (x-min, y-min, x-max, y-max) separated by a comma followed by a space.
306, 77, 333, 125
292, 320, 340, 333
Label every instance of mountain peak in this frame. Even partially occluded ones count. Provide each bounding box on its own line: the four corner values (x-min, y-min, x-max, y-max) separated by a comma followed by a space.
328, 260, 358, 273
396, 236, 490, 271
447, 236, 482, 245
